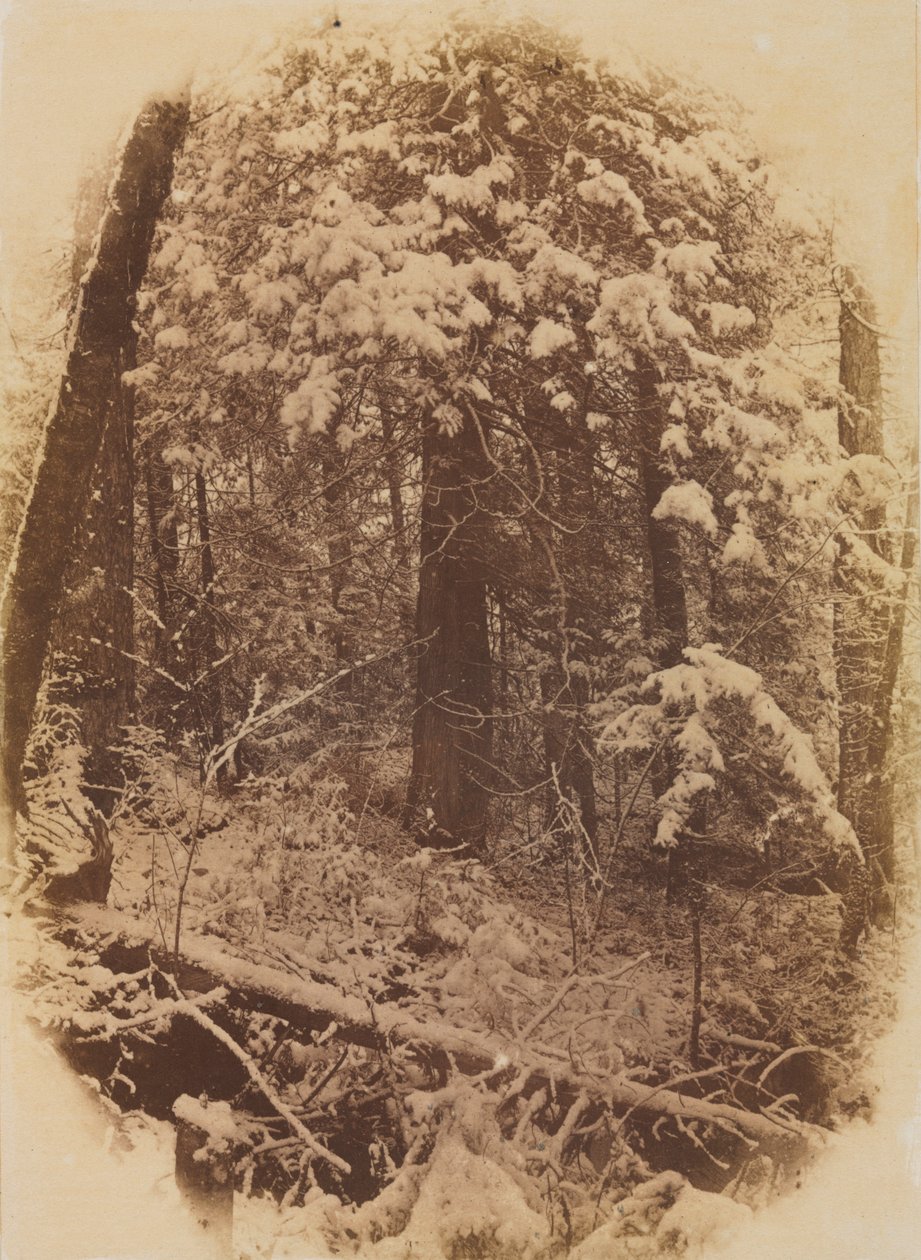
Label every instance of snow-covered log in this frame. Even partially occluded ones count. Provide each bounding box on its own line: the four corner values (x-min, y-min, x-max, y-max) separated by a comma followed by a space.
48, 903, 822, 1156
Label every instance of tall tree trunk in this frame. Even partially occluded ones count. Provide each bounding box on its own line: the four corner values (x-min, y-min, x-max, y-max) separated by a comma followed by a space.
405, 407, 492, 854
636, 360, 704, 900
144, 438, 180, 655
59, 368, 136, 803
321, 438, 356, 696
531, 400, 599, 871
379, 407, 415, 639
862, 453, 918, 910
833, 269, 890, 918
637, 362, 690, 670
0, 95, 189, 857
192, 466, 226, 785
54, 157, 137, 810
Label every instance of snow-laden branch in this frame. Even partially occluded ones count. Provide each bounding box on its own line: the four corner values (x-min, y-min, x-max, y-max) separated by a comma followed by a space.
202, 636, 433, 787
601, 644, 860, 854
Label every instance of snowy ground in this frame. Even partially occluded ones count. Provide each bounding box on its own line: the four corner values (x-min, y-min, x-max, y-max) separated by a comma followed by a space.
2, 920, 919, 1260
0, 1000, 212, 1259
709, 933, 921, 1260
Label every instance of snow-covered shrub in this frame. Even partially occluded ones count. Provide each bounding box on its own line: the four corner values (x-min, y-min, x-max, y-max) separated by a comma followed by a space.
598, 645, 859, 857
339, 1083, 552, 1260
282, 767, 356, 852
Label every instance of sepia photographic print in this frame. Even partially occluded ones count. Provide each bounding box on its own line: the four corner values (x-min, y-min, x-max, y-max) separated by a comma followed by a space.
1, 1, 918, 1257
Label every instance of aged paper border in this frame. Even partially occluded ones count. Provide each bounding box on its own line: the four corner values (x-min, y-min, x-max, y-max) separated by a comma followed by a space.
1, 1, 918, 1257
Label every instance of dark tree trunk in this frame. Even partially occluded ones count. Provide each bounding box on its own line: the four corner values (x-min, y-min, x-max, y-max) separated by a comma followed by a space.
637, 361, 690, 669
530, 399, 600, 870
636, 360, 704, 900
144, 439, 180, 655
0, 96, 189, 858
65, 374, 136, 803
321, 438, 356, 694
833, 270, 891, 917
862, 454, 918, 908
53, 156, 137, 810
405, 407, 492, 854
379, 407, 415, 638
192, 466, 226, 785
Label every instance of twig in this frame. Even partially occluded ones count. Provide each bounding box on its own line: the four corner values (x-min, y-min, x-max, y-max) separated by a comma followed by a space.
689, 897, 703, 1070
300, 1045, 349, 1109
587, 743, 663, 952
179, 1001, 351, 1175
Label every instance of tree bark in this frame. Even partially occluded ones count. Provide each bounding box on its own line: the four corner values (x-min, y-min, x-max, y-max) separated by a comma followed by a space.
191, 465, 226, 785
51, 155, 137, 809
379, 406, 415, 639
637, 361, 690, 669
529, 400, 600, 870
405, 407, 492, 853
833, 269, 891, 916
55, 347, 136, 807
636, 360, 704, 900
0, 95, 189, 857
321, 438, 356, 696
862, 455, 918, 907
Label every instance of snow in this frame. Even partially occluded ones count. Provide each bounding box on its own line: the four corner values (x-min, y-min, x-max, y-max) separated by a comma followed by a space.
660, 423, 693, 459
756, 355, 805, 411
575, 169, 652, 234
122, 362, 161, 389
708, 932, 921, 1260
523, 243, 600, 304
246, 276, 301, 319
549, 390, 577, 412
4, 11, 917, 1258
704, 301, 756, 337
1, 971, 212, 1259
279, 357, 341, 437
606, 644, 862, 854
365, 1129, 551, 1259
173, 1094, 240, 1144
528, 318, 576, 359
425, 157, 515, 211
773, 187, 822, 238
336, 121, 401, 159
722, 520, 762, 565
274, 120, 330, 157
655, 137, 721, 196
217, 343, 271, 376
588, 273, 695, 361
154, 324, 191, 350
655, 240, 722, 292
652, 480, 719, 536
658, 1185, 753, 1256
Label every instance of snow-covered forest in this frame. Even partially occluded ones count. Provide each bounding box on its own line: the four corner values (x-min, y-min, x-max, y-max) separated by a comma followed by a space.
1, 7, 918, 1258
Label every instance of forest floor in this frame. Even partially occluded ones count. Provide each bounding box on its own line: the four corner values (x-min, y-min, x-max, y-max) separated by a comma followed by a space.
2, 755, 917, 1258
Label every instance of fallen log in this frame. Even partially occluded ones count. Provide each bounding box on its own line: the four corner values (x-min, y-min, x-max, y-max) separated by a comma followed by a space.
37, 902, 823, 1158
